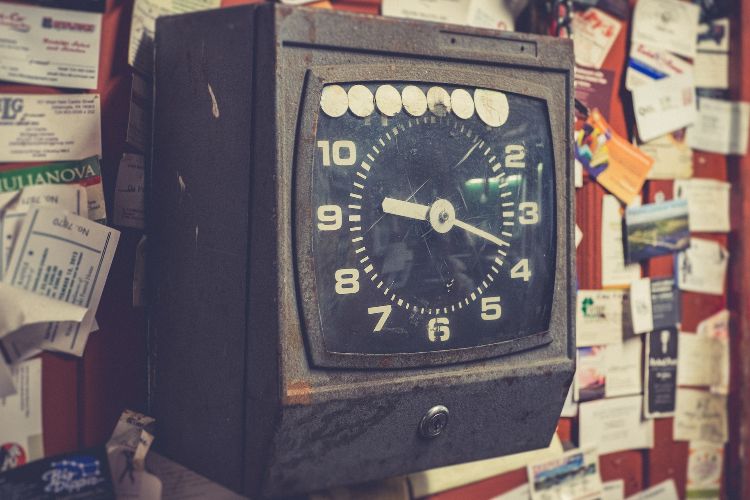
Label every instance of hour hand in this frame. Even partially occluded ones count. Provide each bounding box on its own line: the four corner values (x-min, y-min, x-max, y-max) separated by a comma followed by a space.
382, 197, 429, 221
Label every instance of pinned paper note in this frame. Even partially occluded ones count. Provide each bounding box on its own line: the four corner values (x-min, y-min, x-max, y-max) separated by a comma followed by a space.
0, 359, 43, 466
572, 8, 622, 69
645, 327, 678, 418
528, 447, 603, 500
640, 131, 693, 180
631, 0, 700, 59
0, 94, 102, 162
630, 278, 654, 334
114, 154, 145, 230
687, 442, 723, 499
698, 310, 730, 395
695, 19, 729, 90
602, 195, 641, 287
632, 74, 697, 142
677, 238, 728, 296
626, 43, 693, 91
625, 479, 679, 500
579, 395, 653, 455
576, 290, 629, 346
674, 389, 728, 444
674, 179, 730, 233
687, 97, 750, 155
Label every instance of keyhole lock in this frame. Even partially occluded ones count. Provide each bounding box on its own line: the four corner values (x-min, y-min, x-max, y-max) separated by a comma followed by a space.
419, 405, 449, 439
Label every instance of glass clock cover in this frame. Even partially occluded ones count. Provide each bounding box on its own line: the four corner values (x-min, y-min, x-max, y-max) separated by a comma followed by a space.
309, 82, 556, 356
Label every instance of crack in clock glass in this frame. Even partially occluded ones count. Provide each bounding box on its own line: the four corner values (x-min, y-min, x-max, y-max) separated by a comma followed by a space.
310, 82, 556, 355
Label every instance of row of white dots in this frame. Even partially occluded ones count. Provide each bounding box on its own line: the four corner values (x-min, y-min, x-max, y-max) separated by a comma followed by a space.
320, 84, 510, 127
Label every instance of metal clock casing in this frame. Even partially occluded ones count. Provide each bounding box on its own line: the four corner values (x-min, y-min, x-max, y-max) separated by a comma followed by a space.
150, 5, 575, 497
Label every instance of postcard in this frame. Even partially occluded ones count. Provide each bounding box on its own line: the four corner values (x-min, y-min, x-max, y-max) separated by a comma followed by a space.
528, 447, 603, 500
572, 8, 622, 69
677, 238, 728, 296
576, 290, 629, 346
0, 359, 43, 469
575, 347, 606, 402
0, 158, 107, 223
601, 195, 641, 288
686, 97, 750, 155
674, 389, 727, 444
632, 73, 697, 142
0, 93, 101, 162
625, 199, 690, 263
631, 0, 700, 58
687, 442, 723, 499
674, 179, 730, 233
644, 327, 678, 418
576, 110, 653, 205
0, 3, 102, 89
2, 207, 119, 359
625, 480, 678, 500
626, 43, 693, 91
639, 130, 693, 180
114, 153, 145, 230
575, 339, 642, 402
579, 395, 653, 455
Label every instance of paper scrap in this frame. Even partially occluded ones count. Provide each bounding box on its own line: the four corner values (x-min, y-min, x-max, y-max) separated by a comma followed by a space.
561, 384, 578, 417
146, 452, 246, 500
686, 97, 750, 155
0, 3, 102, 89
572, 8, 622, 69
632, 74, 696, 142
579, 395, 653, 455
129, 0, 221, 75
575, 224, 583, 248
0, 184, 87, 280
645, 327, 678, 418
0, 157, 107, 223
677, 238, 728, 296
603, 479, 625, 500
2, 207, 120, 358
697, 310, 730, 395
528, 447, 603, 500
631, 0, 700, 58
114, 154, 145, 230
0, 283, 87, 339
640, 131, 693, 180
674, 389, 727, 444
678, 333, 714, 387
0, 93, 101, 162
601, 195, 641, 288
674, 179, 730, 233
687, 441, 723, 499
107, 410, 158, 499
576, 289, 629, 346
0, 359, 43, 469
604, 337, 642, 398
695, 19, 729, 90
630, 278, 654, 334
625, 479, 678, 500
382, 0, 516, 31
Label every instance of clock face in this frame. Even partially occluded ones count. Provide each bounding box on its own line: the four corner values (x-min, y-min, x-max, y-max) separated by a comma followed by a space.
309, 82, 556, 356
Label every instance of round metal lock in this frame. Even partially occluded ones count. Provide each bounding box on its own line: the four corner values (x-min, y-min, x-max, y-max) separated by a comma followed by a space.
419, 405, 449, 439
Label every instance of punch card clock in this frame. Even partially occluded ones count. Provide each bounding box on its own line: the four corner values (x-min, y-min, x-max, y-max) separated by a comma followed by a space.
150, 4, 575, 497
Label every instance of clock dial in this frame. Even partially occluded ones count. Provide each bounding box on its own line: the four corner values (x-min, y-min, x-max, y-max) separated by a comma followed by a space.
309, 82, 556, 355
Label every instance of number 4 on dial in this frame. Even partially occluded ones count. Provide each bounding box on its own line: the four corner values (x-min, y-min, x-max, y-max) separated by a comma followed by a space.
511, 259, 531, 281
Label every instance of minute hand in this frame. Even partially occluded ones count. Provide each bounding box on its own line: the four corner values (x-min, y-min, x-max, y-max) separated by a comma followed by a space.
453, 219, 510, 248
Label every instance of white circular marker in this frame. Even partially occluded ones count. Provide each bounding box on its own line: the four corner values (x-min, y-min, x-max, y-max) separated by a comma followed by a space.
320, 85, 349, 118
320, 85, 348, 118
474, 89, 509, 127
451, 89, 474, 119
428, 199, 456, 234
427, 87, 451, 117
402, 85, 427, 116
348, 85, 374, 117
375, 85, 402, 117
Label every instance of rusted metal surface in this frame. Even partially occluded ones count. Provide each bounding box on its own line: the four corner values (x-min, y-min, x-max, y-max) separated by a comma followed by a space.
150, 4, 575, 497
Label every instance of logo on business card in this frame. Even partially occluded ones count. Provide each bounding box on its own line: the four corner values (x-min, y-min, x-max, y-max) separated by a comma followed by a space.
42, 456, 106, 494
0, 97, 23, 121
42, 17, 96, 32
0, 442, 27, 471
0, 12, 30, 33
